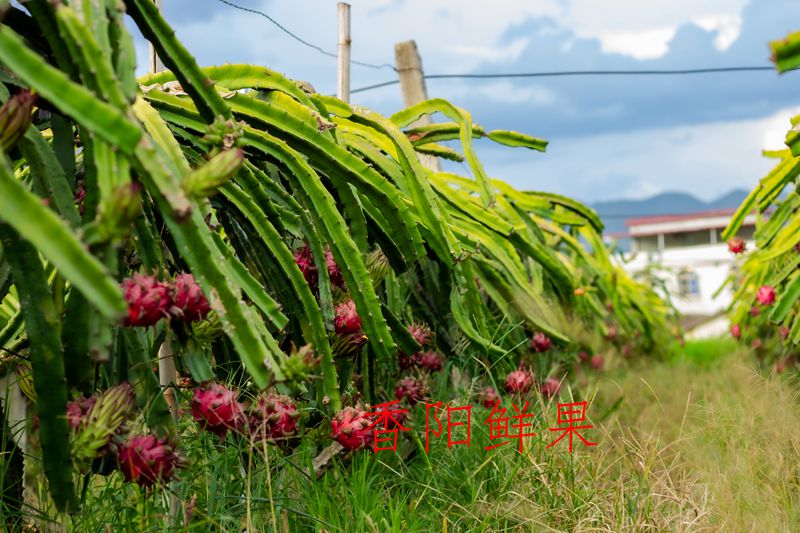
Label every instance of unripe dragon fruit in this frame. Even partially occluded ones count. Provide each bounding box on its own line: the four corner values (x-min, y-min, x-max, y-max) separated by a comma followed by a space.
331, 405, 374, 451
334, 300, 362, 335
0, 89, 36, 151
478, 386, 500, 408
504, 369, 534, 395
279, 343, 321, 386
530, 332, 552, 353
757, 285, 776, 306
171, 273, 211, 322
330, 331, 369, 358
118, 434, 182, 487
727, 237, 746, 254
293, 244, 317, 286
66, 395, 97, 431
394, 376, 429, 405
71, 383, 137, 466
540, 377, 561, 398
590, 355, 604, 370
248, 393, 300, 443
417, 351, 444, 372
191, 383, 246, 438
407, 323, 432, 348
121, 274, 172, 327
731, 324, 741, 339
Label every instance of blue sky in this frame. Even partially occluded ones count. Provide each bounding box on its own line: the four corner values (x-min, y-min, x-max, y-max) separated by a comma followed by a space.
134, 0, 800, 202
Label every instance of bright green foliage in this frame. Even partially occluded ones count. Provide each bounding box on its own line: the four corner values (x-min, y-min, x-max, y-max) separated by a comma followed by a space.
0, 0, 675, 514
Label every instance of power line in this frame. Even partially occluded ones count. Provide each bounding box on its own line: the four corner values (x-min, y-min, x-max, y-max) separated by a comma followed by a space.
352, 66, 779, 94
212, 0, 397, 71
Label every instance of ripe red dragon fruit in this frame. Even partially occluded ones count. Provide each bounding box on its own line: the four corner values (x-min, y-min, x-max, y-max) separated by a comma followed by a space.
172, 273, 211, 322
590, 355, 604, 370
191, 383, 246, 438
398, 351, 419, 371
478, 386, 500, 408
324, 245, 345, 288
66, 395, 97, 431
417, 351, 444, 372
331, 405, 374, 451
293, 244, 317, 286
530, 332, 552, 353
117, 434, 182, 487
394, 376, 429, 405
74, 180, 86, 216
727, 237, 746, 254
407, 323, 432, 348
578, 351, 589, 363
730, 324, 741, 339
121, 274, 172, 327
248, 393, 300, 443
750, 306, 760, 317
504, 369, 534, 395
334, 300, 362, 335
539, 377, 561, 398
757, 285, 776, 306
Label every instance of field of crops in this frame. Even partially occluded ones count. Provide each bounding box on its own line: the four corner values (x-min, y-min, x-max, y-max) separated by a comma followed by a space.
1, 1, 800, 531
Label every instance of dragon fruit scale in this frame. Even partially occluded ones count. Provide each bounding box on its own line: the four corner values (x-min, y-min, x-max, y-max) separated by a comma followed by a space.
248, 393, 300, 444
172, 273, 211, 322
117, 434, 182, 487
331, 406, 374, 451
121, 274, 172, 327
191, 383, 246, 438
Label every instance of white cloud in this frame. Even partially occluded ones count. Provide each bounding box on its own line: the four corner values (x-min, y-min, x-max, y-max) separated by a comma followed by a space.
474, 106, 800, 202
693, 14, 743, 50
450, 38, 529, 63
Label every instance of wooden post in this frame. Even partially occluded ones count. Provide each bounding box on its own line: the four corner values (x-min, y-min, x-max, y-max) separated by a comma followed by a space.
394, 40, 440, 171
148, 0, 164, 73
337, 3, 351, 102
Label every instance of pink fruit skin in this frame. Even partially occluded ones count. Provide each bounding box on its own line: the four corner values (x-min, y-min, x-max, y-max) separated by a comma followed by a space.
727, 237, 746, 254
172, 273, 211, 322
66, 396, 97, 430
394, 377, 427, 405
324, 245, 345, 288
249, 394, 299, 443
407, 323, 432, 348
504, 369, 533, 394
121, 274, 172, 327
590, 355, 604, 370
479, 386, 500, 408
191, 383, 246, 438
530, 332, 552, 353
118, 435, 180, 487
730, 324, 741, 339
417, 351, 444, 372
333, 300, 362, 335
294, 244, 318, 286
331, 406, 374, 451
757, 285, 776, 306
540, 377, 561, 398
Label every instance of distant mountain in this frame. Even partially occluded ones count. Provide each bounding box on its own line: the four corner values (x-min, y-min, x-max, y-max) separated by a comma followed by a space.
593, 189, 749, 250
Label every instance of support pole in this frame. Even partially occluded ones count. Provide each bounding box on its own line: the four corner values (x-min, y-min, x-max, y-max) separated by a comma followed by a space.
394, 40, 440, 171
148, 0, 164, 73
337, 3, 351, 102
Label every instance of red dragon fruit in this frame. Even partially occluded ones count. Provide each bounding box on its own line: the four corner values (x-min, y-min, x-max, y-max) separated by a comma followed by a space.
331, 405, 374, 451
334, 300, 362, 335
751, 338, 763, 351
293, 244, 317, 286
727, 237, 746, 254
394, 376, 429, 405
66, 395, 97, 431
731, 324, 741, 340
117, 434, 182, 487
590, 355, 604, 370
578, 351, 589, 363
248, 393, 300, 443
398, 351, 419, 371
417, 351, 444, 372
171, 273, 211, 322
539, 377, 561, 398
750, 306, 760, 317
407, 323, 432, 348
191, 383, 246, 438
504, 369, 534, 395
121, 274, 172, 327
530, 332, 552, 353
478, 386, 500, 408
324, 245, 345, 288
757, 285, 776, 306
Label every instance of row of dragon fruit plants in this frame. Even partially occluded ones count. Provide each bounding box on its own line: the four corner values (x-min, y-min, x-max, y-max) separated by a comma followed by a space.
723, 31, 800, 373
0, 0, 677, 513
